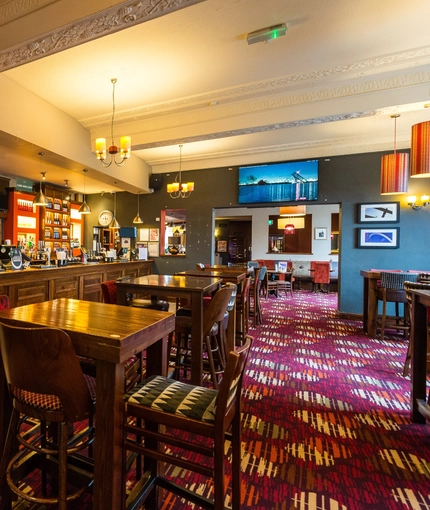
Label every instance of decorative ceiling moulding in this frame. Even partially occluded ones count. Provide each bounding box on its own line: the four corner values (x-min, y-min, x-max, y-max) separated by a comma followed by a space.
0, 0, 207, 72
0, 0, 55, 27
81, 70, 430, 130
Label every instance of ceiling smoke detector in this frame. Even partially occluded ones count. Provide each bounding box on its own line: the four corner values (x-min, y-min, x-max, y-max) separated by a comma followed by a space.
247, 24, 287, 45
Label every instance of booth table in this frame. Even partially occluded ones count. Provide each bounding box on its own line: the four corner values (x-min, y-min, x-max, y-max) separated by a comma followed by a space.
117, 275, 221, 385
0, 298, 175, 510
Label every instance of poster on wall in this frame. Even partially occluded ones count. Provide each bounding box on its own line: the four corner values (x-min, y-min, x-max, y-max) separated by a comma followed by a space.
139, 228, 149, 242
149, 228, 159, 242
217, 240, 227, 252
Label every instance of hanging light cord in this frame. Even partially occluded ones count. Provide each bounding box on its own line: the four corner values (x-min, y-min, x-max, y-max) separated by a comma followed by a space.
111, 78, 117, 148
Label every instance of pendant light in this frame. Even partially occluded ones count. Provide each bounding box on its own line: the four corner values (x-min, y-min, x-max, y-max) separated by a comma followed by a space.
166, 144, 194, 198
78, 169, 91, 214
109, 192, 120, 229
410, 120, 430, 178
380, 114, 409, 194
33, 152, 48, 206
133, 191, 143, 224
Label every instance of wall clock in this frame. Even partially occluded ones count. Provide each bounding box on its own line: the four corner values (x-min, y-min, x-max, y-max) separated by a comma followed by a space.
98, 210, 114, 227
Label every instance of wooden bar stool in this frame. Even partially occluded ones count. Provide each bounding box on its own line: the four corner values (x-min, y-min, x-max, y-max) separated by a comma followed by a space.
0, 322, 95, 510
123, 336, 253, 510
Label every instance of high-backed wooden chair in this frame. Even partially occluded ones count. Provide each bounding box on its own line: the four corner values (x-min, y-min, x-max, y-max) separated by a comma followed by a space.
377, 272, 418, 340
175, 285, 234, 389
278, 269, 294, 297
403, 280, 430, 376
0, 322, 95, 509
236, 276, 252, 343
123, 335, 253, 510
312, 262, 331, 292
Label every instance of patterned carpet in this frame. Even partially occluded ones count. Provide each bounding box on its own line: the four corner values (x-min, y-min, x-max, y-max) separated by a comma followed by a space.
14, 290, 430, 509
157, 290, 430, 510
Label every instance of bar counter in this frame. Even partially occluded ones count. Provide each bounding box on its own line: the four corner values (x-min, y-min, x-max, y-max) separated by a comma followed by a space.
0, 259, 153, 308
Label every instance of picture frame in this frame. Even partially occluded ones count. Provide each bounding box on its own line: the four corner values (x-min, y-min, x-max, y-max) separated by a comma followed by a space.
357, 227, 399, 249
314, 227, 327, 240
357, 202, 400, 223
149, 228, 159, 242
217, 240, 227, 253
148, 242, 159, 257
139, 228, 149, 242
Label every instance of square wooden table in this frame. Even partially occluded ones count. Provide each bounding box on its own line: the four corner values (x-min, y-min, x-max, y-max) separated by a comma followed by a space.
117, 275, 221, 385
0, 298, 175, 510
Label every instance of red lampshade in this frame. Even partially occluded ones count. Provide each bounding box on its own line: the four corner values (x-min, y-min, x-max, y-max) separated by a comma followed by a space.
380, 153, 409, 194
410, 120, 430, 177
284, 224, 295, 234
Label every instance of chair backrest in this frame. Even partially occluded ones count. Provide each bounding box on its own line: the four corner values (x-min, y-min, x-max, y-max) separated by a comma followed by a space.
0, 321, 93, 422
101, 280, 117, 304
239, 277, 252, 305
313, 262, 330, 284
380, 272, 418, 289
0, 294, 10, 310
203, 285, 234, 336
215, 335, 253, 423
258, 266, 267, 281
223, 282, 237, 312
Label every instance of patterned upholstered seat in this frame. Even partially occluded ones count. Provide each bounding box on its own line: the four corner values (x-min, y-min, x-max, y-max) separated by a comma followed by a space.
123, 336, 253, 510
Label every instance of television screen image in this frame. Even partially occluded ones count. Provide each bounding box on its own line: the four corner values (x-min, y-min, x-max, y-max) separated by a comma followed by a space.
238, 159, 318, 204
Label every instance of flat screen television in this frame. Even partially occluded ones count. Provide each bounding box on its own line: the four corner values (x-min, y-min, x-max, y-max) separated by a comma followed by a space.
238, 159, 318, 204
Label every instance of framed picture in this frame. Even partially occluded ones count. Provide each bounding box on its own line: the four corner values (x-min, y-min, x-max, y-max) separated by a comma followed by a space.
139, 228, 149, 242
314, 227, 327, 240
149, 228, 159, 242
357, 227, 399, 249
357, 202, 400, 223
148, 242, 159, 257
217, 240, 227, 252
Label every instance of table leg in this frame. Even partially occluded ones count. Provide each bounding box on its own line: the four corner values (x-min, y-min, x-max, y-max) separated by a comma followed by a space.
362, 276, 369, 334
190, 294, 203, 385
367, 278, 378, 337
93, 360, 125, 510
411, 295, 427, 423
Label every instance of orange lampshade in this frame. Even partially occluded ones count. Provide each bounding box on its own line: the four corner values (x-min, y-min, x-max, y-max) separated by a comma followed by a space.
410, 120, 430, 177
279, 205, 306, 216
277, 217, 305, 229
380, 153, 409, 194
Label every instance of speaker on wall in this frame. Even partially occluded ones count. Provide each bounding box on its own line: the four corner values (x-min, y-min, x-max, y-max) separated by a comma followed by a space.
149, 174, 163, 190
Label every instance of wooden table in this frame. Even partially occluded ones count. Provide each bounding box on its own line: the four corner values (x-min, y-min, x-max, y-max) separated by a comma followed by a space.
409, 289, 430, 423
360, 270, 381, 336
175, 270, 247, 352
0, 298, 175, 510
117, 275, 221, 385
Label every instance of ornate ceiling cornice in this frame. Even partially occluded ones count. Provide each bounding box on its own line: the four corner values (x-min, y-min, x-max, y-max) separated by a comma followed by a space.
0, 0, 206, 71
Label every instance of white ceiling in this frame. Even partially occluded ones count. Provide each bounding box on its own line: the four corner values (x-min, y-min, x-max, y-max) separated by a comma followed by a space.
0, 0, 430, 194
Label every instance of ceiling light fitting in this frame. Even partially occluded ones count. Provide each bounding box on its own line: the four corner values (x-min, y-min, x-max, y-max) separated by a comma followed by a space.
247, 24, 287, 45
279, 205, 306, 216
380, 114, 409, 195
110, 192, 120, 229
277, 217, 305, 230
133, 192, 143, 224
95, 78, 131, 168
407, 195, 430, 210
78, 169, 91, 214
167, 145, 194, 199
410, 120, 430, 178
33, 152, 48, 207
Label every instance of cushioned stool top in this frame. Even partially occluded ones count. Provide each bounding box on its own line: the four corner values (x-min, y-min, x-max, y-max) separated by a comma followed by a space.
124, 375, 218, 423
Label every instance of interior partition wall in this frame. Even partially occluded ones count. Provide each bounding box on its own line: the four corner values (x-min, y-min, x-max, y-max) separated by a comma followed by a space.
85, 149, 430, 316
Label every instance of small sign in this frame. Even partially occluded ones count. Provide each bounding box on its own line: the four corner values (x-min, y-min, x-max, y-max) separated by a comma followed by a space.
16, 178, 34, 192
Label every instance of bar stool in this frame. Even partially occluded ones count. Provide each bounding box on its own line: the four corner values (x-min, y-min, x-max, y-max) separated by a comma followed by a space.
0, 322, 95, 509
123, 336, 253, 510
377, 272, 418, 340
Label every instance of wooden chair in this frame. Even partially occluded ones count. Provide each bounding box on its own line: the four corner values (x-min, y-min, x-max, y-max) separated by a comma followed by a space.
249, 267, 262, 326
123, 335, 253, 510
0, 322, 95, 509
377, 272, 418, 340
403, 280, 430, 376
278, 269, 294, 298
312, 262, 331, 293
236, 277, 252, 343
175, 285, 234, 389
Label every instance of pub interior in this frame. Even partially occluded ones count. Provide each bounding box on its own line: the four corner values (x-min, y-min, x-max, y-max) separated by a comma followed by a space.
0, 1, 430, 509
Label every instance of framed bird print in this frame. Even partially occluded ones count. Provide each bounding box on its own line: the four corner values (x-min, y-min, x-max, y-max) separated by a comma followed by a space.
357, 202, 399, 223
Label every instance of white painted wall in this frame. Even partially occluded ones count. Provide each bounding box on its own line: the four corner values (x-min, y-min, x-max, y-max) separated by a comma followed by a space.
215, 204, 339, 262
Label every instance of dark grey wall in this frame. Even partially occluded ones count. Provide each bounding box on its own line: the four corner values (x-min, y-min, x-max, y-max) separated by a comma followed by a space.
86, 150, 430, 315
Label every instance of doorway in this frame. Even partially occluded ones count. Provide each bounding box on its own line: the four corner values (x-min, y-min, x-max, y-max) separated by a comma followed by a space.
214, 218, 252, 266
